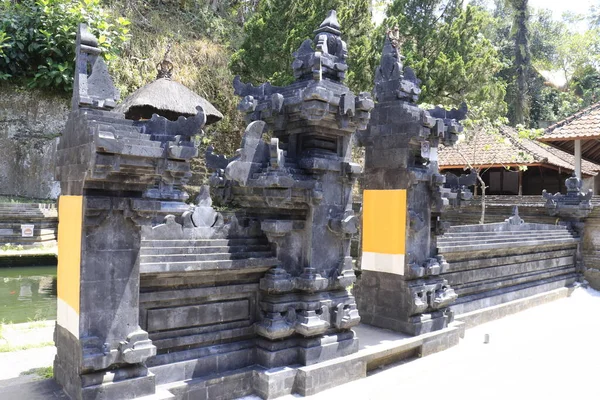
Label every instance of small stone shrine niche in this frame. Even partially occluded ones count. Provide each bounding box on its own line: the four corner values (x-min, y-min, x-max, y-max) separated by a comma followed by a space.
354, 28, 470, 335
208, 10, 373, 361
543, 173, 593, 220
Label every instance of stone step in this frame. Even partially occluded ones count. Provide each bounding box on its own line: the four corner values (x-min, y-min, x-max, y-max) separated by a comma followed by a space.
141, 238, 269, 248
0, 216, 54, 221
140, 257, 279, 274
446, 226, 570, 234
443, 248, 575, 270
439, 231, 574, 240
438, 237, 578, 253
97, 123, 149, 139
139, 251, 274, 263
452, 265, 576, 299
0, 209, 56, 213
0, 234, 56, 244
140, 245, 271, 256
95, 136, 164, 158
0, 228, 56, 235
0, 203, 55, 208
451, 274, 578, 316
85, 112, 138, 127
438, 234, 575, 246
97, 133, 163, 149
0, 222, 57, 228
440, 230, 571, 239
443, 255, 574, 287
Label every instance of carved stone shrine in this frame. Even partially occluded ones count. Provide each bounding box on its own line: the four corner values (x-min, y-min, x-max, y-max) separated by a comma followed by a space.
208, 9, 372, 363
54, 13, 373, 399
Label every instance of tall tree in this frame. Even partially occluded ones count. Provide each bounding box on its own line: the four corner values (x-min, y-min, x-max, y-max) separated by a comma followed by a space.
508, 0, 530, 125
229, 0, 376, 93
383, 0, 507, 119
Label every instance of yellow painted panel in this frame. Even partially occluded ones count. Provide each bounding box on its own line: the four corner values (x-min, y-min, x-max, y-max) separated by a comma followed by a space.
57, 195, 83, 315
362, 189, 406, 255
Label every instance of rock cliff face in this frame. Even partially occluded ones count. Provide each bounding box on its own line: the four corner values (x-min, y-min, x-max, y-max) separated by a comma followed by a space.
0, 84, 69, 199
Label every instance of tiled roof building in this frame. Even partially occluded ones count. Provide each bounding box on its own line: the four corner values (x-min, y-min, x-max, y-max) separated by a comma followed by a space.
439, 126, 600, 195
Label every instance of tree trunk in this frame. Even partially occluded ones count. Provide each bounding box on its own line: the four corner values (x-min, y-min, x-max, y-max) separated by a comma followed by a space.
512, 0, 530, 126
477, 173, 486, 224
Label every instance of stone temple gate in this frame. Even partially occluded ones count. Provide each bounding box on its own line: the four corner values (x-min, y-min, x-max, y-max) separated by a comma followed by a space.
53, 12, 586, 400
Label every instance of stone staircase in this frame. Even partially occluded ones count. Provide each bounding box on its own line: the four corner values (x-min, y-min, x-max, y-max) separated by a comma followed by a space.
138, 234, 277, 374
139, 237, 277, 275
437, 222, 579, 315
0, 203, 57, 248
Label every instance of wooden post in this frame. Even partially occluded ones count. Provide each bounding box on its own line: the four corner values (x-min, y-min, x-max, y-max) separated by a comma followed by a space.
518, 169, 523, 196
575, 139, 582, 179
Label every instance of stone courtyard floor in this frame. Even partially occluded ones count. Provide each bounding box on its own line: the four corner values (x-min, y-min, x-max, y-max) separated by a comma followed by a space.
245, 286, 600, 400
0, 286, 598, 400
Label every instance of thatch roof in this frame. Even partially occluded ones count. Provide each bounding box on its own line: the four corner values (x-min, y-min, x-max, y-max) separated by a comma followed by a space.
114, 78, 223, 125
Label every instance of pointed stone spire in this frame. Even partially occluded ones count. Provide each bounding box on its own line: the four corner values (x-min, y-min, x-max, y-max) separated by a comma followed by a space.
314, 10, 341, 36
373, 26, 421, 103
291, 10, 349, 82
156, 44, 173, 80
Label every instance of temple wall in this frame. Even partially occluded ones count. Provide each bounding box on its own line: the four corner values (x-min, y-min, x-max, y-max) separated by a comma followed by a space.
582, 206, 600, 289
0, 84, 68, 199
437, 221, 579, 316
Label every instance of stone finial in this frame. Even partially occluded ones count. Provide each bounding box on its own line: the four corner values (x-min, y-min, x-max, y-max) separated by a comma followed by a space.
373, 28, 421, 103
72, 24, 119, 110
565, 172, 582, 192
156, 44, 173, 80
314, 10, 341, 35
376, 32, 404, 82
387, 26, 401, 49
505, 206, 524, 225
292, 10, 348, 82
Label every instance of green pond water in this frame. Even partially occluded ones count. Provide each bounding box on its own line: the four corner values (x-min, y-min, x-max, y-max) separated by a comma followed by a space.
0, 265, 57, 324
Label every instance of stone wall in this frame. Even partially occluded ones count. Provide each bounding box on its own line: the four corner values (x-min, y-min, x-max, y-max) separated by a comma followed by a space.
441, 195, 553, 226
0, 84, 69, 199
582, 206, 600, 289
0, 202, 57, 248
437, 220, 579, 315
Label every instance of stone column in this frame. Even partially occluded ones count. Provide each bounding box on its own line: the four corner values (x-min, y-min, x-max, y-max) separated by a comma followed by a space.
54, 25, 201, 399
354, 31, 467, 336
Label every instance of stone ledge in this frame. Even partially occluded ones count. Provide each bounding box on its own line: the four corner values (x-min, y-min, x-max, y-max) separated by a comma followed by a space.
154, 323, 462, 399
454, 285, 576, 329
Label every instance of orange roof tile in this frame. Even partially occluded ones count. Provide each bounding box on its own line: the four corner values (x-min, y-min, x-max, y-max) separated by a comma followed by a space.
439, 126, 600, 176
540, 102, 600, 141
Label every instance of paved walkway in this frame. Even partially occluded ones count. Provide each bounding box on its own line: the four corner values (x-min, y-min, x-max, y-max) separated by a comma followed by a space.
273, 286, 600, 400
1, 287, 598, 400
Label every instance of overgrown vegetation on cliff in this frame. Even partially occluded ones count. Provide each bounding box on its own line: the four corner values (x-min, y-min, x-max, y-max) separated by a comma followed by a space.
3, 0, 600, 192
0, 0, 129, 90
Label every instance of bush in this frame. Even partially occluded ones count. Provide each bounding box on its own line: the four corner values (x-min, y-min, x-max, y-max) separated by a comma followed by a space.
0, 0, 130, 91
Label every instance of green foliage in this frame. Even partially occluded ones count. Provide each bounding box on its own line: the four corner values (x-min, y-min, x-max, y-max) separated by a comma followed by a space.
571, 64, 600, 105
0, 0, 130, 91
530, 83, 582, 125
23, 366, 54, 380
384, 0, 507, 120
230, 0, 376, 93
